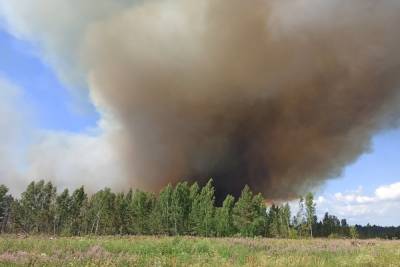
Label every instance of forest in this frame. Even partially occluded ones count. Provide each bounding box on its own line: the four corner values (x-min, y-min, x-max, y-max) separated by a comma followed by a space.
0, 180, 398, 239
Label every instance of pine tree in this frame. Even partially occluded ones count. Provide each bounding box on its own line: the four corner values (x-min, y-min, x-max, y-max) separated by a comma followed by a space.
55, 189, 71, 235
1, 179, 397, 239
0, 185, 8, 218
17, 181, 45, 233
268, 204, 280, 237
190, 179, 215, 236
295, 197, 307, 237
188, 182, 200, 234
349, 225, 359, 239
322, 212, 330, 237
70, 186, 87, 235
88, 188, 116, 235
305, 192, 316, 238
322, 212, 341, 237
340, 219, 350, 237
281, 203, 291, 238
0, 185, 13, 233
233, 186, 267, 237
156, 184, 174, 235
252, 193, 267, 236
114, 192, 129, 235
128, 190, 155, 235
171, 182, 191, 235
41, 182, 57, 234
215, 194, 235, 237
233, 185, 252, 236
21, 181, 38, 233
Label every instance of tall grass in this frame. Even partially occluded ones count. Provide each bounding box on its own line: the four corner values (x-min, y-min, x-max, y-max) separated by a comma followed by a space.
0, 236, 399, 266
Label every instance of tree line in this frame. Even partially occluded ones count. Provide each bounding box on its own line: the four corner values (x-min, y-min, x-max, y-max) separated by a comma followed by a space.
0, 180, 398, 239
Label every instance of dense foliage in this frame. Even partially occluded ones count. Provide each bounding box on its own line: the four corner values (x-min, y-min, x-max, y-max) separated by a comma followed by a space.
0, 180, 398, 239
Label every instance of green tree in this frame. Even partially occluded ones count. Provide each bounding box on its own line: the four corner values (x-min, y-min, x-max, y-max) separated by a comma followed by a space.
190, 179, 215, 236
233, 185, 266, 237
171, 182, 191, 235
215, 194, 235, 237
16, 180, 57, 233
114, 192, 130, 235
268, 204, 280, 237
295, 197, 308, 237
267, 203, 292, 238
188, 182, 200, 234
54, 189, 71, 235
281, 203, 292, 238
0, 185, 13, 233
128, 190, 155, 235
87, 188, 116, 235
252, 193, 267, 236
0, 185, 8, 216
233, 185, 253, 236
69, 186, 87, 235
155, 184, 174, 235
322, 212, 341, 237
18, 181, 39, 233
340, 219, 350, 237
349, 225, 359, 239
305, 192, 316, 238
41, 182, 56, 233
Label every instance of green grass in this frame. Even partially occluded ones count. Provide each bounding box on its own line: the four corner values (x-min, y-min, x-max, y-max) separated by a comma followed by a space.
0, 236, 399, 266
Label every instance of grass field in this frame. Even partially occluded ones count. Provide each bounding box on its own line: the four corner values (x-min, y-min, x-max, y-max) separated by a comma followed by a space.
0, 236, 399, 266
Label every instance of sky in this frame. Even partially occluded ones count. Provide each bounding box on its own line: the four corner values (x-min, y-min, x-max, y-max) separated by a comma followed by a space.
0, 30, 98, 132
1, 2, 400, 226
313, 130, 400, 226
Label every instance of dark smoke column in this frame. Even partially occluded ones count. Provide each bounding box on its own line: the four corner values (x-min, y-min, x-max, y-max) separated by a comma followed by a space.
84, 0, 400, 199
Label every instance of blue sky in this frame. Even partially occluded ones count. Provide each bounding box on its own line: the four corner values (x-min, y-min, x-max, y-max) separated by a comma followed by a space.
0, 29, 98, 132
324, 129, 400, 196
1, 18, 399, 225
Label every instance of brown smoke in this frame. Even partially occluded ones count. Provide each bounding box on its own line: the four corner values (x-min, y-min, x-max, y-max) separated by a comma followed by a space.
82, 0, 400, 199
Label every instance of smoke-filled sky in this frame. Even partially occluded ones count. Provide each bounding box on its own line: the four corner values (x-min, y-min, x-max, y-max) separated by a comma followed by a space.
1, 0, 400, 225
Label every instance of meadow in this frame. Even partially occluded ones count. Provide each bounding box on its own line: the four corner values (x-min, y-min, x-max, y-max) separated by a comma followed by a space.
0, 236, 399, 267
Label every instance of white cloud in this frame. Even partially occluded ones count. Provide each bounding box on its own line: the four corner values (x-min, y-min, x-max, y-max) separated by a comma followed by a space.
334, 193, 375, 204
0, 76, 126, 195
0, 76, 35, 190
316, 196, 326, 204
375, 182, 400, 201
316, 182, 400, 226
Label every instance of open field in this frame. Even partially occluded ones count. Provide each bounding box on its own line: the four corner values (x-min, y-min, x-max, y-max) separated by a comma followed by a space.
0, 236, 399, 267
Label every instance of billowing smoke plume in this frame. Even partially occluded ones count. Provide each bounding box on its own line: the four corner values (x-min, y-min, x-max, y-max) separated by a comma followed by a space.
84, 0, 400, 198
2, 0, 400, 198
